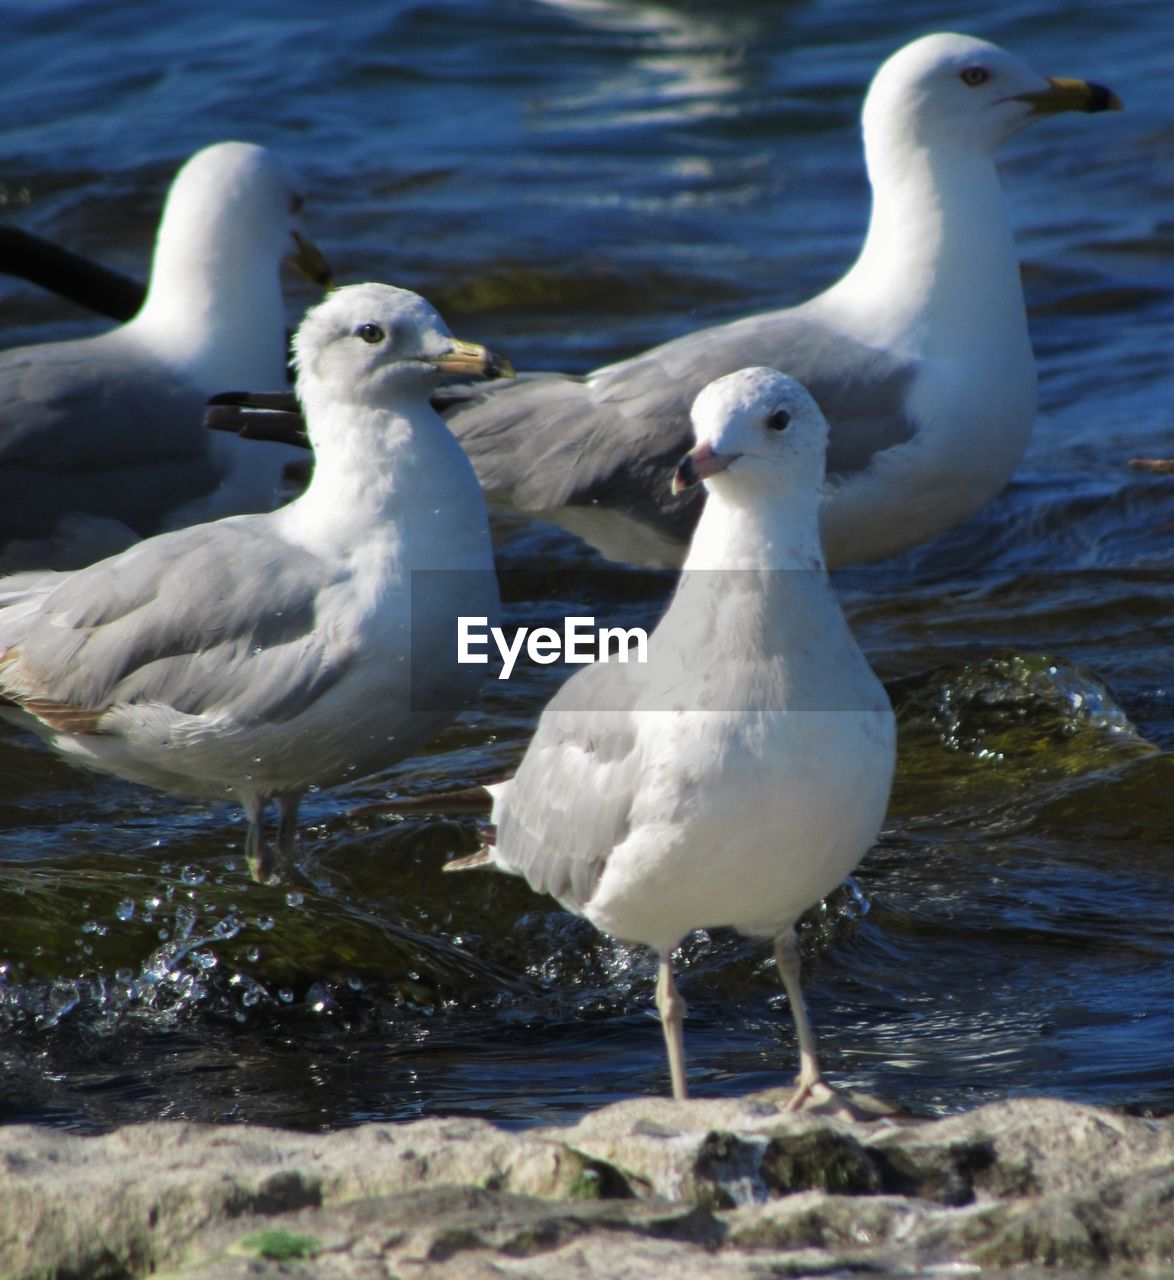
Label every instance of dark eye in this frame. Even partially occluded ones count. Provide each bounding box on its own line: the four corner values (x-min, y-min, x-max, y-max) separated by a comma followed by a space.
960, 66, 990, 87
766, 408, 791, 432
356, 323, 385, 344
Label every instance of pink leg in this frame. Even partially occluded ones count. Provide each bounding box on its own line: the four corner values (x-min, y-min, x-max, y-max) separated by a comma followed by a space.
656, 954, 689, 1100
774, 928, 831, 1110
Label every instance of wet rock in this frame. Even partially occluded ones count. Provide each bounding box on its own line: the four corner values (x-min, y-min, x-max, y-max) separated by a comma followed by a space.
0, 1095, 1170, 1278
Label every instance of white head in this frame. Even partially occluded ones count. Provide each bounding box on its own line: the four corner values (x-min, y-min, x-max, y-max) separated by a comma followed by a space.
293, 282, 512, 417
147, 140, 330, 299
673, 367, 829, 504
862, 33, 1120, 162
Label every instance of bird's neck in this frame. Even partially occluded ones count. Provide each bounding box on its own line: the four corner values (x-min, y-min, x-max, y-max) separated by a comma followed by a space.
823, 140, 1028, 357
665, 481, 833, 679
286, 400, 492, 566
129, 233, 289, 385
684, 478, 825, 576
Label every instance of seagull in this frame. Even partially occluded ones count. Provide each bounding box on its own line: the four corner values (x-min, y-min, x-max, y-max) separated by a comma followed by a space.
0, 283, 512, 882
435, 32, 1121, 567
0, 141, 331, 571
448, 367, 897, 1106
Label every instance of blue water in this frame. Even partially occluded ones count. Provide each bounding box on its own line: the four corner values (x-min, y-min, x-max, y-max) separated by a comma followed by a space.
0, 0, 1170, 1132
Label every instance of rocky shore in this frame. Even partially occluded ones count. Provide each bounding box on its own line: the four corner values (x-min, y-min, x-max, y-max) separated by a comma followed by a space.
2, 1092, 1171, 1278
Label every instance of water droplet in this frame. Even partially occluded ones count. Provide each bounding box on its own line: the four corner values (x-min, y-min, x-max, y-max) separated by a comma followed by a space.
245, 946, 261, 963
181, 865, 205, 887
285, 891, 304, 908
307, 981, 332, 1013
115, 898, 135, 922
255, 915, 275, 932
278, 987, 294, 1004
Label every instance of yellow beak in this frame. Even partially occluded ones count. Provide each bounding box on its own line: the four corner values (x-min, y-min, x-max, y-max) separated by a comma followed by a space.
1014, 76, 1122, 115
287, 231, 333, 289
427, 339, 515, 381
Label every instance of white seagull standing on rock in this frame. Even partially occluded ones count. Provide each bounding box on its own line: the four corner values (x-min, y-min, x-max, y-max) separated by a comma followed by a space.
439, 33, 1122, 567
0, 283, 512, 882
449, 367, 897, 1108
0, 141, 331, 570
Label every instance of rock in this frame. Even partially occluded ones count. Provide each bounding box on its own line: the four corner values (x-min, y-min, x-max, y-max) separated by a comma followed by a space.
0, 1095, 1170, 1278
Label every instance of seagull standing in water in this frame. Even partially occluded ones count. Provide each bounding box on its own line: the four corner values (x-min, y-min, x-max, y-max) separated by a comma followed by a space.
0, 283, 511, 881
450, 367, 896, 1106
440, 33, 1121, 567
0, 141, 331, 570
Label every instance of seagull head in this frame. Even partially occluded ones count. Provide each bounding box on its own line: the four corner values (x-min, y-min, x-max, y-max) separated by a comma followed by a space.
862, 33, 1121, 160
152, 141, 332, 295
672, 367, 829, 500
292, 282, 514, 411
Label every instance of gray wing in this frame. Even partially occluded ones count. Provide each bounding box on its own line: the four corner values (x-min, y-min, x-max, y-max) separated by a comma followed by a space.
0, 519, 354, 728
443, 302, 919, 530
493, 660, 642, 913
0, 338, 219, 543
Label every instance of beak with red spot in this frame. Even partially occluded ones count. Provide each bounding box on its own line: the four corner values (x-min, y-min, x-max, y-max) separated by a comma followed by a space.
671, 440, 742, 494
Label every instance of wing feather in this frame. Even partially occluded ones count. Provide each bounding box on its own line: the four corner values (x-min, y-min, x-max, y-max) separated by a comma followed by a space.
492, 661, 642, 912
445, 303, 920, 531
0, 519, 354, 731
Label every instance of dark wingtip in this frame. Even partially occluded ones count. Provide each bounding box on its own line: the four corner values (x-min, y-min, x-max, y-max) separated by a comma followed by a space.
207, 390, 300, 411
204, 398, 310, 450
0, 226, 146, 322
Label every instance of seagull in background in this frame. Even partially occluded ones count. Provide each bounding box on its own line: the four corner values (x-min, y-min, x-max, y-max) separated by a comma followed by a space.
0, 141, 331, 570
438, 33, 1121, 567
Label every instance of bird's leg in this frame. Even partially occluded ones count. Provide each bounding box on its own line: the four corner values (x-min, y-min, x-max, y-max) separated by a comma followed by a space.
656, 954, 689, 1100
274, 793, 301, 878
774, 927, 831, 1111
242, 793, 273, 884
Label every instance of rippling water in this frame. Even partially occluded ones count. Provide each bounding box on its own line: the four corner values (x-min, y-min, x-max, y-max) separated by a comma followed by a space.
0, 0, 1170, 1131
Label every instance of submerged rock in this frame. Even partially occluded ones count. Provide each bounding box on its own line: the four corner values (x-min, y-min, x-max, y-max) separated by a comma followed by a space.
0, 1094, 1170, 1278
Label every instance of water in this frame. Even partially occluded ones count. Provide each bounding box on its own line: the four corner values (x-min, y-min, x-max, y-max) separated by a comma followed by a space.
0, 0, 1170, 1132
